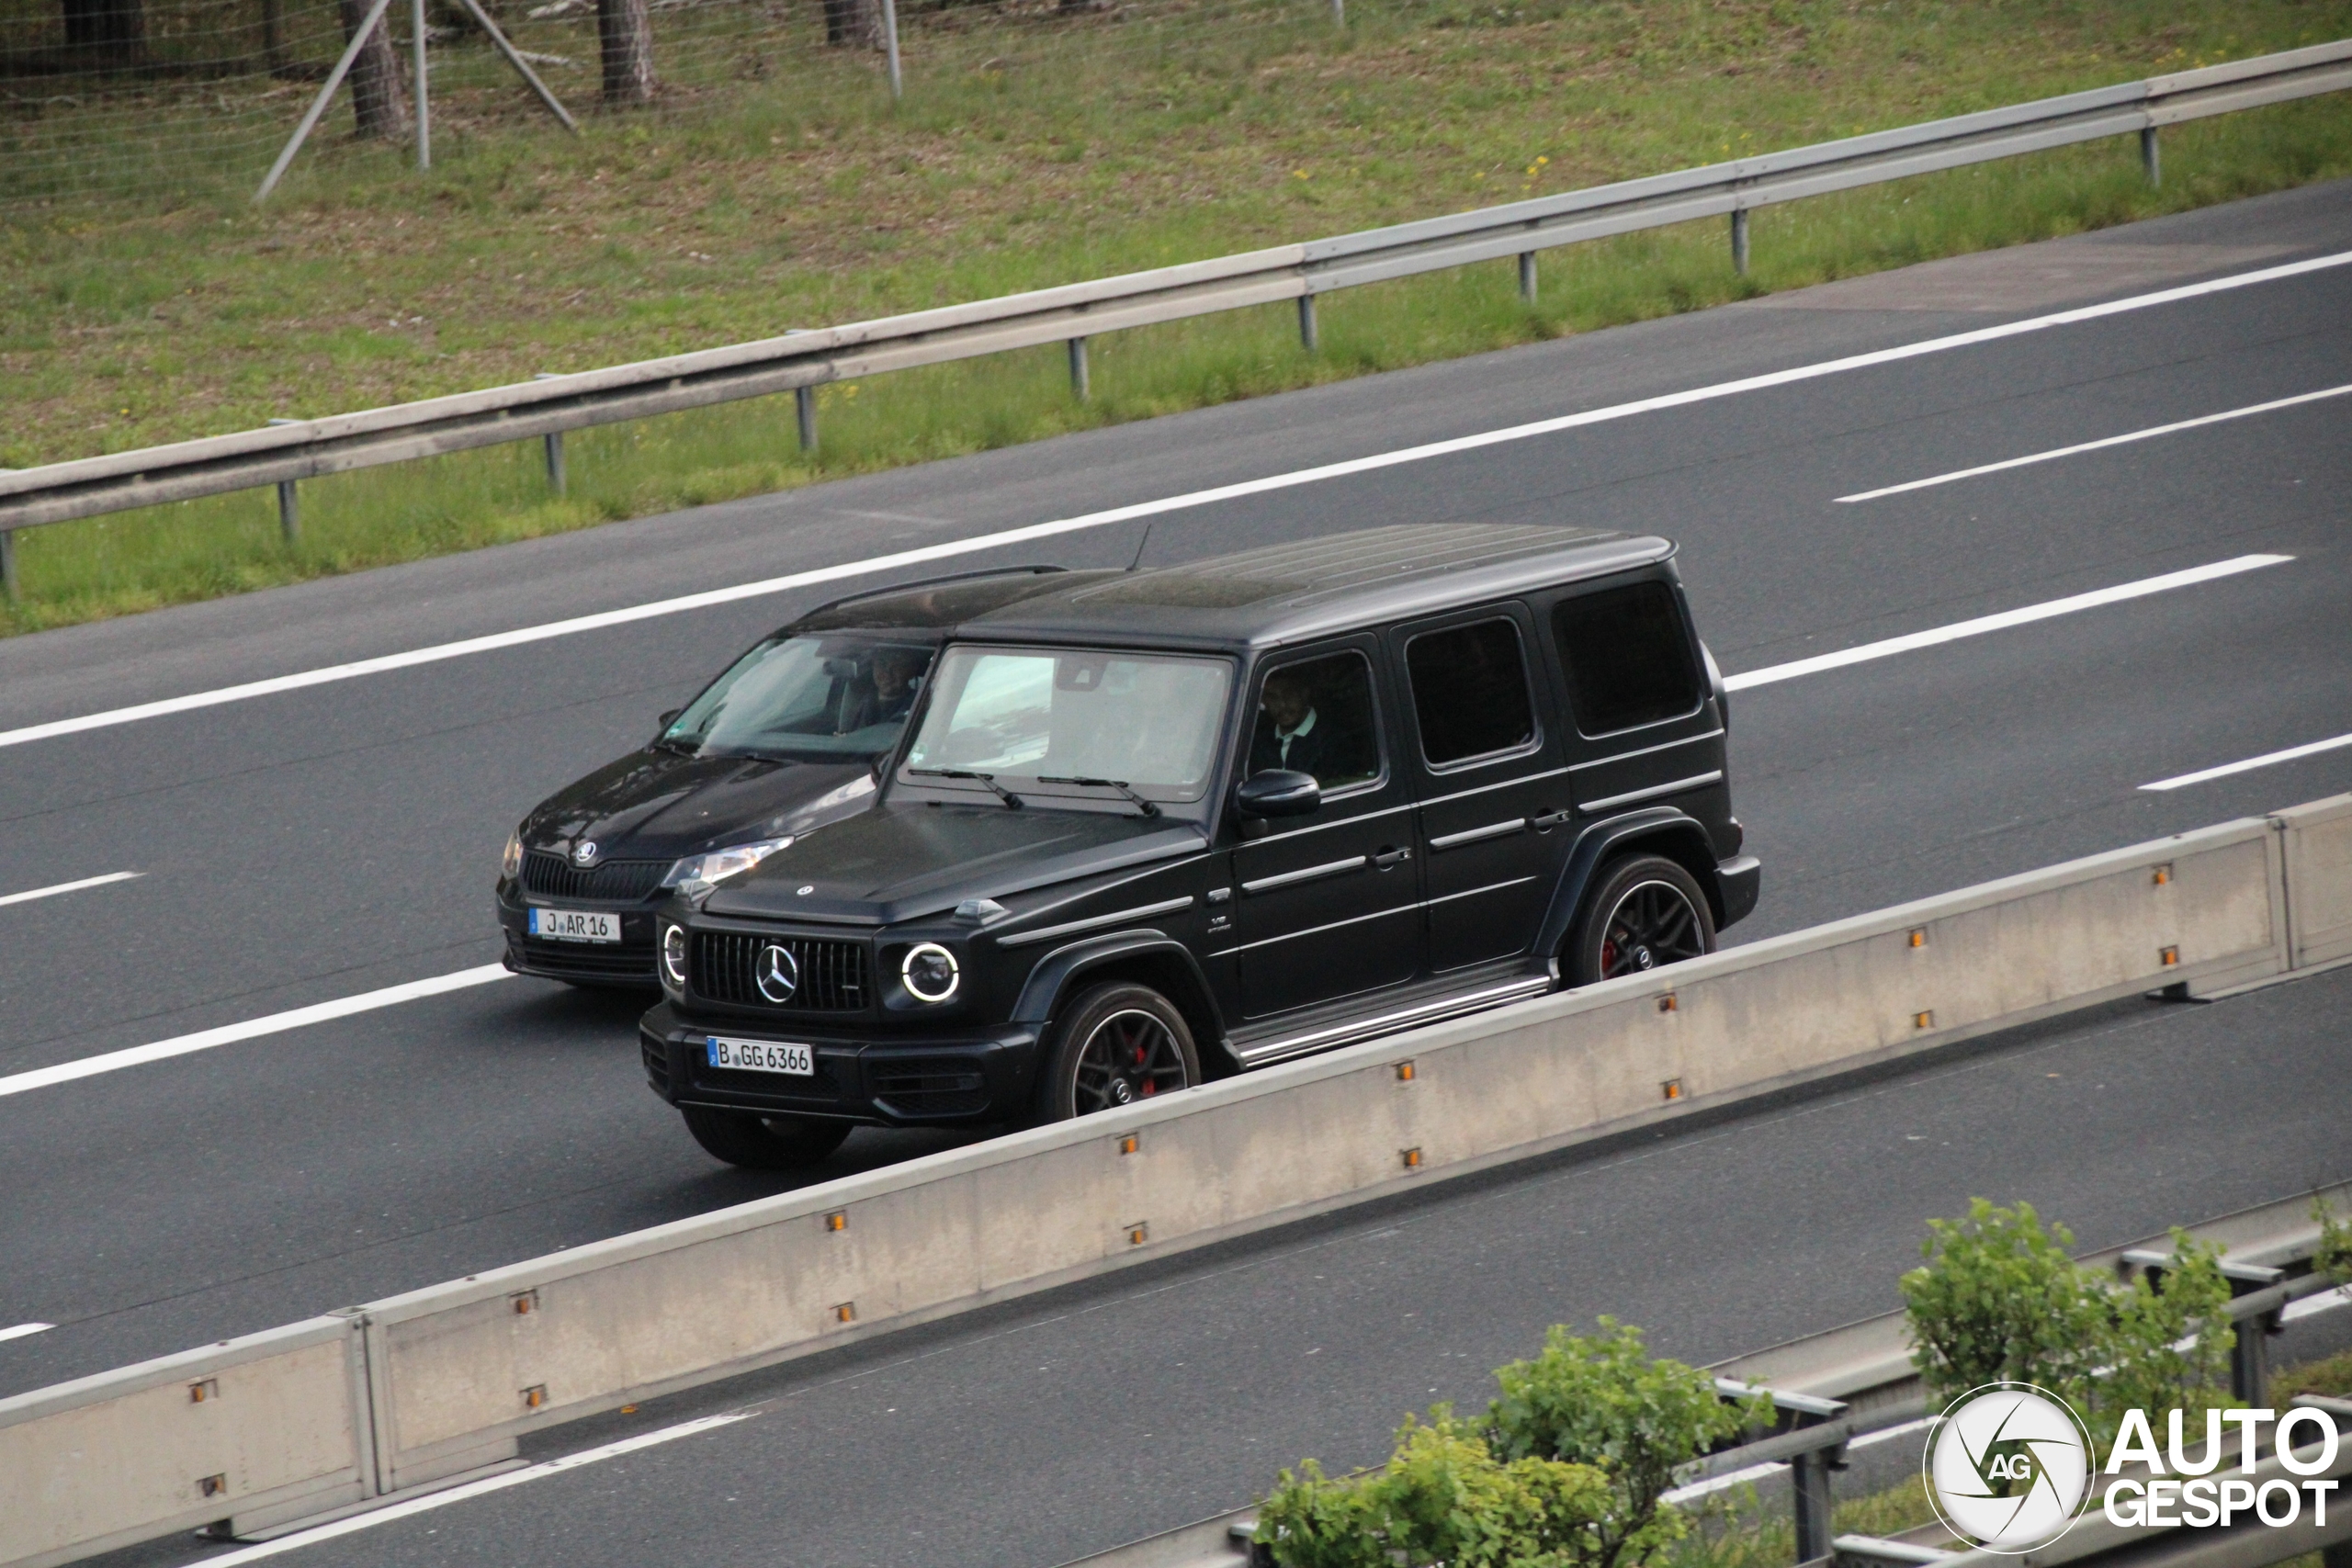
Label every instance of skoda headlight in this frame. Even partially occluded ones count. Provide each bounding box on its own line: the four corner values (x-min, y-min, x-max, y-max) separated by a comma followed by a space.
659, 922, 689, 991
501, 829, 524, 880
901, 942, 960, 1004
662, 836, 792, 889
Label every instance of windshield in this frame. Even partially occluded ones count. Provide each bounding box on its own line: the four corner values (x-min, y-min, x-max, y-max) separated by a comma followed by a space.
902, 646, 1232, 802
664, 635, 936, 761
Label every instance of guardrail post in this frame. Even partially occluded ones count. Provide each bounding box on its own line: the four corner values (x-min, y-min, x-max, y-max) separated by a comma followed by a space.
1297, 294, 1318, 352
0, 527, 17, 603
1068, 336, 1090, 400
2141, 126, 2161, 186
543, 432, 566, 495
880, 0, 902, 99
1518, 252, 1537, 302
276, 482, 300, 545
796, 386, 818, 454
413, 0, 429, 169
1731, 209, 1751, 276
1792, 1443, 1845, 1564
1330, 0, 1343, 24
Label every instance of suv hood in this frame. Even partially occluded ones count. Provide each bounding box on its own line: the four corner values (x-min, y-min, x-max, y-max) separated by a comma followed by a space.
705, 804, 1209, 926
521, 748, 879, 863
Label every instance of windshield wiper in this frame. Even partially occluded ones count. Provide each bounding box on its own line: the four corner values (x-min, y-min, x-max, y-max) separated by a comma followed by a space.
1039, 775, 1160, 818
908, 767, 1023, 809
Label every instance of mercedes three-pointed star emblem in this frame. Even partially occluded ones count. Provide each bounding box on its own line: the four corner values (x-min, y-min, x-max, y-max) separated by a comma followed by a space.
755, 942, 800, 1003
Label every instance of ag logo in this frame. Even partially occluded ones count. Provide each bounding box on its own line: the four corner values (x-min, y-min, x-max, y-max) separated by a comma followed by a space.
1925, 1383, 2094, 1552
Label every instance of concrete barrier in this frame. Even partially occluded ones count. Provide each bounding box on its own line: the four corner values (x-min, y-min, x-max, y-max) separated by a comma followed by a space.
0, 802, 2330, 1566
2277, 793, 2352, 972
0, 1315, 368, 1568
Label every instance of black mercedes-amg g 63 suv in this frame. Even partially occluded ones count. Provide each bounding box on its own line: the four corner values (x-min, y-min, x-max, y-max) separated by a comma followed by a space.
639, 524, 1758, 1168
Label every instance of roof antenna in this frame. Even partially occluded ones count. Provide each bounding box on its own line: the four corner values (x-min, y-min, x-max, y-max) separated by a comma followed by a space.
1126, 520, 1154, 572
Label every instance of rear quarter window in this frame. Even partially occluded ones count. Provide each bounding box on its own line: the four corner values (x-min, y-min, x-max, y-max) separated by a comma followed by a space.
1552, 581, 1702, 736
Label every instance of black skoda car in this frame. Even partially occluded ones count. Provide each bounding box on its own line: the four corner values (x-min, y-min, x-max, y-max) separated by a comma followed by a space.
639, 524, 1759, 1168
494, 567, 1084, 987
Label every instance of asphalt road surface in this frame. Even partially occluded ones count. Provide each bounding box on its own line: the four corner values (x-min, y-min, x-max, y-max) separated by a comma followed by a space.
4, 178, 2348, 1563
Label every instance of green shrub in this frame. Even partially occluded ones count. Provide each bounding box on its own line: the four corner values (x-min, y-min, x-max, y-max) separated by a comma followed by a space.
1257, 1414, 1612, 1568
1899, 1200, 2231, 1448
2315, 1197, 2352, 1284
1486, 1319, 1759, 1568
1258, 1320, 1756, 1568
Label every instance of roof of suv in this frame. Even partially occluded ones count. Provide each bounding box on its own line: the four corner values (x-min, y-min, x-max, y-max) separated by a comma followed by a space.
959, 524, 1673, 649
788, 566, 1125, 634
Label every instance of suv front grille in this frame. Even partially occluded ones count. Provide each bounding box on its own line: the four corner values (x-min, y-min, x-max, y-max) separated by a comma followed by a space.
523, 852, 670, 903
691, 931, 868, 1011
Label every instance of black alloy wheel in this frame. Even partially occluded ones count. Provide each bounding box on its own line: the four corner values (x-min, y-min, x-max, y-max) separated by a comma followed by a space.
1565, 853, 1716, 987
680, 1105, 853, 1168
1035, 981, 1201, 1122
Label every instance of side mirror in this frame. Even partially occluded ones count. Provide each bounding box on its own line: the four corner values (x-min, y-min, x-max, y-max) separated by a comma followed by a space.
657, 708, 684, 728
1236, 769, 1320, 818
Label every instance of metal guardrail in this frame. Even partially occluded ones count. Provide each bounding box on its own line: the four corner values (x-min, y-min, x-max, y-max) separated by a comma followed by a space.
4, 795, 2347, 1568
0, 37, 2347, 594
1061, 1180, 2352, 1568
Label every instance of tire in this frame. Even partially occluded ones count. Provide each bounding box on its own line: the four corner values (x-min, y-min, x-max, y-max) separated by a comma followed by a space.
1564, 853, 1716, 987
1032, 981, 1201, 1122
679, 1105, 853, 1168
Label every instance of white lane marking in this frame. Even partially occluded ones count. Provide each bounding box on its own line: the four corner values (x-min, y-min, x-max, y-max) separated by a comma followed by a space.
1835, 382, 2352, 502
0, 870, 143, 908
5, 251, 2347, 756
1723, 554, 2291, 693
192, 1409, 754, 1564
0, 1322, 55, 1343
2140, 730, 2352, 792
0, 964, 511, 1100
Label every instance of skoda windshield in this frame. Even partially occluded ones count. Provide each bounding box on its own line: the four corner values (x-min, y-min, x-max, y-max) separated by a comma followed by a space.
901, 646, 1232, 805
662, 635, 937, 761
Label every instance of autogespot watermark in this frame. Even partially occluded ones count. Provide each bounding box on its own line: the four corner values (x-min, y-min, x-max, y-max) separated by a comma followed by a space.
1922, 1385, 2343, 1553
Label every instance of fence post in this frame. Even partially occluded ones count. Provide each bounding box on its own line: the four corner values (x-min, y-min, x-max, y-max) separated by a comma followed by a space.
1330, 0, 1343, 24
0, 527, 17, 604
1730, 208, 1750, 276
880, 0, 902, 99
796, 386, 818, 453
1791, 1443, 1843, 1564
1067, 337, 1090, 400
413, 0, 429, 169
1297, 294, 1318, 352
1518, 251, 1536, 303
2141, 126, 2161, 186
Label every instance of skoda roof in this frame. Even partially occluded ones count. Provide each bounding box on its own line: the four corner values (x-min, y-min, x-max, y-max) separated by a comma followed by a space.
950, 524, 1673, 651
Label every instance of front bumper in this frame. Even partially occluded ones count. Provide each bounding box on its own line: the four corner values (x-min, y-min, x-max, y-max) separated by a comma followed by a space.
639, 1001, 1042, 1127
496, 886, 660, 987
1714, 854, 1762, 930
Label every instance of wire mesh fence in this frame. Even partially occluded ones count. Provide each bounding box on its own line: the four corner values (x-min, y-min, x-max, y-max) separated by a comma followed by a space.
0, 0, 1344, 208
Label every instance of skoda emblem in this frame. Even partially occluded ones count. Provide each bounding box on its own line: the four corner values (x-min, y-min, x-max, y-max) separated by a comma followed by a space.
572, 840, 599, 867
755, 943, 800, 1003
797, 885, 816, 897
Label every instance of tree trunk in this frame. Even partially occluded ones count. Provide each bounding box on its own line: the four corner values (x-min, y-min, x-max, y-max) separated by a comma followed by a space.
821, 0, 879, 50
60, 0, 144, 69
336, 0, 411, 140
597, 0, 655, 105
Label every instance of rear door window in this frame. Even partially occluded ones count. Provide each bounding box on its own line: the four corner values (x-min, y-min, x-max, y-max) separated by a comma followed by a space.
1404, 617, 1537, 768
1552, 581, 1702, 736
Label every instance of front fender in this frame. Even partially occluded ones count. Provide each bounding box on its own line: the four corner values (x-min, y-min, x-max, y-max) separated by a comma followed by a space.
1009, 931, 1222, 1034
1532, 808, 1725, 961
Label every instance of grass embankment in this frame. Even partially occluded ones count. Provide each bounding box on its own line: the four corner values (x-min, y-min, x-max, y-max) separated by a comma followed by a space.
5, 0, 2351, 634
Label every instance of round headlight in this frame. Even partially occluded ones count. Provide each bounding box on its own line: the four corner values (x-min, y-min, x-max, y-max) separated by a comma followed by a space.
901, 942, 959, 1004
660, 923, 689, 990
502, 830, 525, 880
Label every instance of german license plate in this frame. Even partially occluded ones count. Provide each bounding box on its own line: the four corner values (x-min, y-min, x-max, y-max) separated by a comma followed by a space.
529, 908, 620, 943
707, 1036, 815, 1077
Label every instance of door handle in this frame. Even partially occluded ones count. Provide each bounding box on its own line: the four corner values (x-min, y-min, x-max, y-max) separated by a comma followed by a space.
1372, 847, 1412, 869
1530, 808, 1572, 830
